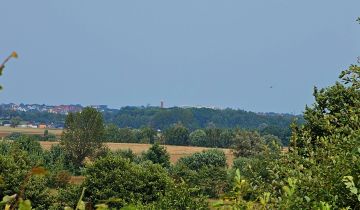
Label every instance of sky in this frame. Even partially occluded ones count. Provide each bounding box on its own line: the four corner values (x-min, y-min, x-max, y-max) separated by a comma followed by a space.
0, 1, 359, 114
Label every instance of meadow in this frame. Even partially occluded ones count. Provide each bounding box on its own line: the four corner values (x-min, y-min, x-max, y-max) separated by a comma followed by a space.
0, 126, 234, 164
0, 126, 62, 137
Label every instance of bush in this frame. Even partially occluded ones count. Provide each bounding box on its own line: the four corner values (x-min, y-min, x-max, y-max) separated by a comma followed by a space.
112, 149, 138, 162
142, 143, 170, 168
23, 175, 54, 210
142, 182, 209, 210
55, 184, 84, 209
177, 149, 227, 170
0, 154, 29, 197
48, 170, 71, 188
83, 156, 172, 208
172, 149, 228, 198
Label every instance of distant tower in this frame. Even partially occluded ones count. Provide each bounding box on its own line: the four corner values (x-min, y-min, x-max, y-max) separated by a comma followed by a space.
160, 100, 164, 108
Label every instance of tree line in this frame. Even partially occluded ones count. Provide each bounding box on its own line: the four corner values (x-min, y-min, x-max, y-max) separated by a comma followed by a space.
102, 123, 286, 147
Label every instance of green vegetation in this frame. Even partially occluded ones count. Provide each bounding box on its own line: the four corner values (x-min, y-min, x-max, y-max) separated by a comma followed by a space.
1, 106, 298, 145
61, 107, 106, 168
1, 64, 358, 209
0, 19, 359, 210
217, 65, 360, 209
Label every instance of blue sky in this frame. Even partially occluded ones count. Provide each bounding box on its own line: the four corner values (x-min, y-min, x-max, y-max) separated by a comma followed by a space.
0, 1, 359, 114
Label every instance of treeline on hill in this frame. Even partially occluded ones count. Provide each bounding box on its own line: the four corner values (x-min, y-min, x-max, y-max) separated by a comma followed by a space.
1, 108, 298, 146
0, 63, 360, 209
103, 124, 285, 147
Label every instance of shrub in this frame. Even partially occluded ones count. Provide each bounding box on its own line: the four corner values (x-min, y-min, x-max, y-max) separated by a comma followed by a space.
83, 156, 172, 208
48, 170, 71, 188
177, 149, 227, 170
112, 149, 138, 162
142, 143, 170, 168
172, 149, 228, 198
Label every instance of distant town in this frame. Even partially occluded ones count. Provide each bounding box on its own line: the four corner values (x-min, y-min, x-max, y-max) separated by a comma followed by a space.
0, 103, 110, 129
0, 103, 109, 114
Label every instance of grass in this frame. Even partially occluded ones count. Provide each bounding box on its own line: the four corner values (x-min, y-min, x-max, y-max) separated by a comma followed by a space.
0, 126, 62, 137
40, 141, 234, 165
0, 126, 237, 164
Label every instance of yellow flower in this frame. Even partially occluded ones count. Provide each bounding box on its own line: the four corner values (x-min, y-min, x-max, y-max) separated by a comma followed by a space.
11, 51, 18, 58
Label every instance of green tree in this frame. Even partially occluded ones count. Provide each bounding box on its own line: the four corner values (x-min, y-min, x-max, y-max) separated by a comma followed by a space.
10, 116, 21, 128
172, 149, 228, 198
163, 123, 189, 146
104, 124, 120, 142
117, 127, 136, 143
189, 129, 207, 146
142, 143, 170, 168
291, 65, 360, 151
232, 130, 265, 158
219, 129, 235, 148
205, 127, 222, 147
139, 127, 157, 144
61, 107, 105, 168
83, 156, 171, 209
227, 65, 360, 209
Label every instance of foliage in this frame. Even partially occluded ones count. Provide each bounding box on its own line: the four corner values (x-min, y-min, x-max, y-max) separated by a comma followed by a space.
189, 129, 207, 146
163, 123, 190, 146
55, 185, 84, 209
139, 127, 157, 144
44, 144, 77, 174
111, 149, 138, 162
178, 149, 227, 170
48, 170, 71, 188
10, 116, 21, 128
141, 181, 209, 210
61, 107, 105, 168
0, 154, 29, 197
142, 143, 170, 168
225, 65, 360, 209
23, 175, 54, 210
232, 130, 266, 158
172, 149, 228, 198
83, 155, 172, 208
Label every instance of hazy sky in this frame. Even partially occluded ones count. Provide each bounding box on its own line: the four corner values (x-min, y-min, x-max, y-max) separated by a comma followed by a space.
0, 1, 359, 114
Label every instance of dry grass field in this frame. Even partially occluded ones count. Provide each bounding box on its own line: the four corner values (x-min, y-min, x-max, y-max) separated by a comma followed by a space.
40, 141, 234, 166
1, 126, 289, 166
0, 126, 62, 137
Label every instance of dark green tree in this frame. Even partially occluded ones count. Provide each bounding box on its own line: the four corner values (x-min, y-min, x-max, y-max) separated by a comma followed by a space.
142, 143, 170, 168
139, 127, 157, 144
83, 156, 171, 209
189, 129, 207, 146
205, 127, 222, 147
172, 149, 228, 198
291, 65, 360, 152
61, 107, 105, 168
104, 124, 120, 142
163, 123, 190, 146
232, 130, 265, 158
10, 116, 21, 128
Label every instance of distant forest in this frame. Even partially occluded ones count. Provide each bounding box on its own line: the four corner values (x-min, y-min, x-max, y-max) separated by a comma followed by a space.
102, 107, 303, 131
0, 106, 302, 129
0, 106, 302, 145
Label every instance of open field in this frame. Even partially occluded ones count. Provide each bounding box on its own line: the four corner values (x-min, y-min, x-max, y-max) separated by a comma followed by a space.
0, 126, 62, 137
40, 141, 234, 165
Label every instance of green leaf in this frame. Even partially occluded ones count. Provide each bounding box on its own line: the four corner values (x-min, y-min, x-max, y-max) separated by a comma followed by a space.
18, 199, 32, 210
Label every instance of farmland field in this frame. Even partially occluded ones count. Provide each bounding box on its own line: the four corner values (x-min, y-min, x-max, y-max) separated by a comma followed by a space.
0, 126, 235, 165
0, 126, 62, 137
40, 141, 234, 165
